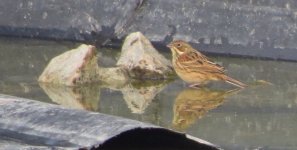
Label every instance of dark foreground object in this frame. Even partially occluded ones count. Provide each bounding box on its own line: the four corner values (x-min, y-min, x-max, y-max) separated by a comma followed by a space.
0, 0, 297, 61
0, 94, 220, 150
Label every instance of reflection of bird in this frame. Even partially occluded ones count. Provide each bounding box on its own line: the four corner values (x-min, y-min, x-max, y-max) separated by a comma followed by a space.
167, 40, 247, 88
172, 88, 240, 130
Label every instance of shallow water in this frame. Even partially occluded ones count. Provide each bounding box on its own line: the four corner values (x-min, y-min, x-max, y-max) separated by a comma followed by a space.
1, 37, 297, 150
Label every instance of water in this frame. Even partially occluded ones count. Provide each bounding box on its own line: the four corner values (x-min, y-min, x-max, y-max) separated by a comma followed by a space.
1, 37, 297, 149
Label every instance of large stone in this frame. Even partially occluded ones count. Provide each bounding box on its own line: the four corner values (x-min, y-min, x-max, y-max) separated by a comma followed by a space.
38, 44, 100, 86
117, 32, 174, 79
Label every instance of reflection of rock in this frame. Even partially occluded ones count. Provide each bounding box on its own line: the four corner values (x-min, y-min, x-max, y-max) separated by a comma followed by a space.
173, 88, 240, 130
39, 83, 100, 111
121, 82, 167, 114
38, 44, 100, 86
117, 32, 174, 79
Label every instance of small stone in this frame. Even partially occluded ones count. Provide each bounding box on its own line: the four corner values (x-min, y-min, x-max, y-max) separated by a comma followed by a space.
97, 67, 129, 87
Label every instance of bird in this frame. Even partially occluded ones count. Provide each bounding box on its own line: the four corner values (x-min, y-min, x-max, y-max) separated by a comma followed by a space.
167, 40, 247, 88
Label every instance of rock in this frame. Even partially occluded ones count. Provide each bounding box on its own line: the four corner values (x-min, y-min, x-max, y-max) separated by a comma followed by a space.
117, 32, 174, 79
97, 67, 129, 87
39, 32, 174, 86
38, 44, 100, 86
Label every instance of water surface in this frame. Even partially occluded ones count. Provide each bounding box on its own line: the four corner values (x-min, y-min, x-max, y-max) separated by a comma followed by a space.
0, 37, 296, 150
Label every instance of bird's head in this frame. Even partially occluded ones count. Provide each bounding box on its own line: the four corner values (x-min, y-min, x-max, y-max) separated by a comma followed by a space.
167, 40, 193, 58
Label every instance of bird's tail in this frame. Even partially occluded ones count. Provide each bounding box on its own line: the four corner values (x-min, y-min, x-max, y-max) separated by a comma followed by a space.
225, 76, 247, 88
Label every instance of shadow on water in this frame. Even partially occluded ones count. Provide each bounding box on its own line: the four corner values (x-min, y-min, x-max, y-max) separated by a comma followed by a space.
1, 37, 297, 149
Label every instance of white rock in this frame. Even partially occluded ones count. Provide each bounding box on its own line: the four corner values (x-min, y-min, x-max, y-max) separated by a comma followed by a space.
38, 44, 100, 86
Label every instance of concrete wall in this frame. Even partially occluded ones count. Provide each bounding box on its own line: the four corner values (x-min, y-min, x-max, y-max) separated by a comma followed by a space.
0, 0, 297, 60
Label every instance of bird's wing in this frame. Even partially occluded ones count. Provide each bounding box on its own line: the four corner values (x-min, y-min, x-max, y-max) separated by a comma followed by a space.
178, 51, 225, 74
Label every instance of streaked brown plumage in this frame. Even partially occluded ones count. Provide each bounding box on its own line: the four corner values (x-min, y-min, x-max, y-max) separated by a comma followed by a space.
167, 40, 247, 88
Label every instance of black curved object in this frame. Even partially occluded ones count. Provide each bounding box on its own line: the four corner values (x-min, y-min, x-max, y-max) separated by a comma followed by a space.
0, 94, 220, 149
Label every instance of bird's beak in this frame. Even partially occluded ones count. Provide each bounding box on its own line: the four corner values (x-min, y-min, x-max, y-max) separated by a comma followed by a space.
166, 43, 173, 48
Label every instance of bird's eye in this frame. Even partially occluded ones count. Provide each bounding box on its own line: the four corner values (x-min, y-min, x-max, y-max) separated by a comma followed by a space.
176, 43, 181, 47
